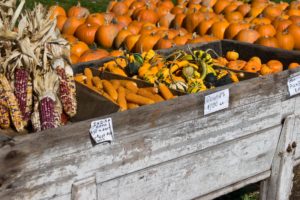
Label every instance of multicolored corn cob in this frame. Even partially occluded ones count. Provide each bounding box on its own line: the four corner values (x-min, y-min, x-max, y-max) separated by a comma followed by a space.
0, 84, 10, 129
0, 73, 25, 132
55, 65, 77, 117
34, 71, 59, 131
31, 98, 41, 132
14, 68, 32, 123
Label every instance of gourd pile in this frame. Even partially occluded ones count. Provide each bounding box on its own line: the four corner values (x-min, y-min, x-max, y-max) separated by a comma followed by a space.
96, 49, 300, 93
75, 68, 176, 111
50, 0, 300, 65
0, 0, 77, 133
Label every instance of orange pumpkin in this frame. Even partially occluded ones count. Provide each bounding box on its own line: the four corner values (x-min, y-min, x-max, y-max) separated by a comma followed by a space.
62, 34, 78, 44
114, 28, 133, 49
123, 0, 135, 7
262, 5, 282, 20
247, 3, 267, 19
136, 7, 159, 24
171, 5, 186, 15
183, 9, 204, 32
255, 36, 279, 48
197, 17, 219, 36
255, 24, 276, 37
267, 60, 283, 73
213, 0, 231, 14
288, 24, 300, 50
157, 0, 175, 10
235, 28, 260, 43
134, 33, 161, 53
156, 5, 171, 18
96, 23, 119, 48
275, 31, 294, 50
49, 5, 66, 19
272, 18, 292, 32
224, 22, 250, 39
201, 0, 217, 8
289, 16, 300, 24
225, 11, 244, 23
154, 35, 174, 49
209, 20, 230, 39
78, 49, 110, 63
173, 33, 192, 46
226, 51, 239, 61
243, 59, 261, 72
68, 3, 90, 18
171, 13, 186, 29
70, 54, 79, 64
75, 23, 99, 45
111, 1, 128, 16
158, 12, 175, 28
62, 17, 85, 35
288, 62, 300, 69
277, 2, 289, 11
110, 50, 125, 57
124, 34, 141, 51
250, 16, 271, 25
223, 2, 242, 15
287, 9, 300, 17
114, 15, 132, 28
86, 13, 105, 26
237, 4, 251, 17
70, 41, 90, 57
127, 20, 143, 34
56, 15, 67, 32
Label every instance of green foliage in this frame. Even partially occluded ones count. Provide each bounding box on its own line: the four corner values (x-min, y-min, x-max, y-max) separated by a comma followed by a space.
240, 192, 259, 200
25, 0, 109, 13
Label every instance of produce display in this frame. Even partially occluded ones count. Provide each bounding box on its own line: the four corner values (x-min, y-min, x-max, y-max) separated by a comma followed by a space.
0, 0, 76, 133
75, 68, 176, 110
49, 0, 300, 65
96, 49, 300, 93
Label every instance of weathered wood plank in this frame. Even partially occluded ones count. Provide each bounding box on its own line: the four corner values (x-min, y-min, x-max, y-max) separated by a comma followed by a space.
97, 126, 281, 200
71, 177, 97, 200
195, 171, 271, 200
264, 115, 298, 200
0, 69, 297, 200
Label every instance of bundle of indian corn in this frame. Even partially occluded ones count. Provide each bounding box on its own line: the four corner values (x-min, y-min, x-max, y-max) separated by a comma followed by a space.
0, 0, 77, 133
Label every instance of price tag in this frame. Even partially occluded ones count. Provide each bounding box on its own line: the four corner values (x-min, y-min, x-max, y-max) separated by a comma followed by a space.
204, 89, 229, 115
89, 118, 114, 144
288, 72, 300, 97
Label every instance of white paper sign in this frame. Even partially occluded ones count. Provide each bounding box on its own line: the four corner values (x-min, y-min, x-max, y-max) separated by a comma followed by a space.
204, 89, 229, 115
89, 118, 114, 144
288, 72, 300, 97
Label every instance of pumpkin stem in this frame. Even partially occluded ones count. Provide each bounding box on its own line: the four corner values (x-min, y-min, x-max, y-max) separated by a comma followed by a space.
205, 48, 220, 58
77, 1, 81, 7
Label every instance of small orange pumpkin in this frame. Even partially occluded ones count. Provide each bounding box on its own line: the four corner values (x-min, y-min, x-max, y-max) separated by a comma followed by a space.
75, 23, 99, 45
213, 0, 231, 14
135, 33, 161, 53
62, 17, 86, 35
225, 11, 244, 23
224, 22, 250, 39
209, 20, 230, 39
68, 3, 90, 18
260, 64, 273, 75
62, 34, 78, 44
49, 5, 66, 19
255, 24, 276, 37
111, 1, 128, 16
154, 35, 175, 49
237, 4, 251, 17
235, 28, 260, 43
272, 18, 292, 32
70, 41, 90, 57
288, 24, 300, 50
262, 5, 282, 20
56, 15, 67, 32
275, 31, 295, 50
70, 54, 79, 64
255, 36, 279, 48
197, 17, 219, 36
86, 13, 105, 26
114, 28, 133, 49
78, 49, 110, 63
288, 62, 300, 69
226, 51, 239, 61
243, 59, 262, 72
227, 60, 246, 70
267, 60, 283, 73
96, 22, 120, 48
123, 34, 141, 51
136, 7, 159, 24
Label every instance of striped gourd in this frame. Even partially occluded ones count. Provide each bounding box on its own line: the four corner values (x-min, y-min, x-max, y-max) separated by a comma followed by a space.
0, 74, 25, 132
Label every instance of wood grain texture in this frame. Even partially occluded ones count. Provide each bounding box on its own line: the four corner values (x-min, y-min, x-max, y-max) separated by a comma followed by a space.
71, 177, 96, 200
265, 115, 297, 200
0, 68, 299, 199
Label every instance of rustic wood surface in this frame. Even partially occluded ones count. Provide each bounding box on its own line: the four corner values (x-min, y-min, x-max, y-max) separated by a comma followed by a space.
0, 68, 300, 199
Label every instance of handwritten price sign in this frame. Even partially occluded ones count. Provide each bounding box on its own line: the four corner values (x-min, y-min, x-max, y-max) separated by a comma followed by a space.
288, 72, 300, 97
90, 118, 114, 144
204, 89, 229, 115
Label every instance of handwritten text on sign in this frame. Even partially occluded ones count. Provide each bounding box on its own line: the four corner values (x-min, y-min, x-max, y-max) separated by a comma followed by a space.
204, 89, 229, 115
288, 72, 300, 97
89, 118, 114, 144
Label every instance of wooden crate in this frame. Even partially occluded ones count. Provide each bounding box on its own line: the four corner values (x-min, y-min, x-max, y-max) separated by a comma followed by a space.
1, 41, 300, 200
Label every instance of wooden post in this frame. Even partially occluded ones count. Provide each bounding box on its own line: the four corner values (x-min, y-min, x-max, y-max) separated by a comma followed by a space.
260, 114, 299, 200
71, 176, 97, 200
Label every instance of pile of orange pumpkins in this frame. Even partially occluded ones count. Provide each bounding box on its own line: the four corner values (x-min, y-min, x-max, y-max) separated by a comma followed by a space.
49, 0, 300, 65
